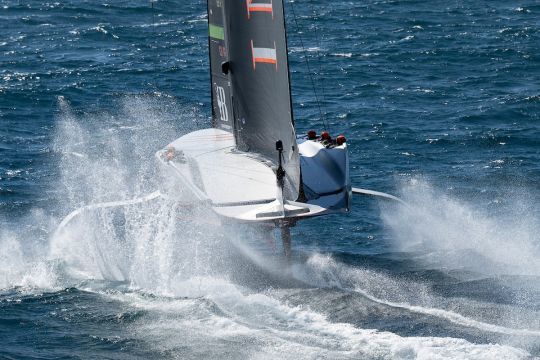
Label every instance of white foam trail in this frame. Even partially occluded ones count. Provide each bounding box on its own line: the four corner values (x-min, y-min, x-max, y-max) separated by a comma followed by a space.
294, 254, 540, 338
382, 178, 540, 276
89, 278, 531, 360
354, 287, 540, 337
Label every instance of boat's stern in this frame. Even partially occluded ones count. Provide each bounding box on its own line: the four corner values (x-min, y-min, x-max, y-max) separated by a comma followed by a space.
298, 133, 351, 214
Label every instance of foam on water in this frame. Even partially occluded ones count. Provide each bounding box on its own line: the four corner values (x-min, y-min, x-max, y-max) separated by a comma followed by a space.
294, 254, 540, 337
93, 278, 531, 360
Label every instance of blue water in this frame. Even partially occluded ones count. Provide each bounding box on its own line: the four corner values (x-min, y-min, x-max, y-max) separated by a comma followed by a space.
1, 1, 539, 359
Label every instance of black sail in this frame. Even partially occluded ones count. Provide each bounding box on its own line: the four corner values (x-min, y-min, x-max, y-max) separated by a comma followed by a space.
208, 0, 301, 201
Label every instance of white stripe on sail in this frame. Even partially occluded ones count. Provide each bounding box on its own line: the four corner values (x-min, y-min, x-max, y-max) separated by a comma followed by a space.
251, 41, 277, 70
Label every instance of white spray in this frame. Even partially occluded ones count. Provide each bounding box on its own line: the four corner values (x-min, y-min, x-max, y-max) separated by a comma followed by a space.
382, 178, 540, 276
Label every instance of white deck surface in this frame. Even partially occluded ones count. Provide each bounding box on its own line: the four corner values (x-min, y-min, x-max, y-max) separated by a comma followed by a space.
161, 129, 279, 219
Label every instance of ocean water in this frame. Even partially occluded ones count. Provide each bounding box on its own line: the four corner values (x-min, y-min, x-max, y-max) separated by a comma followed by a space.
1, 0, 539, 359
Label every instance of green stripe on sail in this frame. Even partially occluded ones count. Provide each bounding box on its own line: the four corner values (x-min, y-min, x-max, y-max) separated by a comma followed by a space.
209, 24, 224, 40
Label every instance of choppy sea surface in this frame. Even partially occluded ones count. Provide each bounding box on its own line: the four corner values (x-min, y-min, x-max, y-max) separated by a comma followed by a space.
1, 0, 539, 359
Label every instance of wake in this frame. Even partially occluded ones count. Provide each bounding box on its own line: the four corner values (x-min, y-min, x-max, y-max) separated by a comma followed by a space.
293, 254, 540, 338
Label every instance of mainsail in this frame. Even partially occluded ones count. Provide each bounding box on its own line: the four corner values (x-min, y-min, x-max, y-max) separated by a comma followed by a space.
208, 0, 301, 201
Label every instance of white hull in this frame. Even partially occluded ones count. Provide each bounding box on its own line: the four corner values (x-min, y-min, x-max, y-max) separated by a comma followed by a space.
156, 128, 350, 223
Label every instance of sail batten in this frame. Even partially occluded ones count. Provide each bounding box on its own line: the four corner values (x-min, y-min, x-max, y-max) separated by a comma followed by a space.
208, 0, 300, 201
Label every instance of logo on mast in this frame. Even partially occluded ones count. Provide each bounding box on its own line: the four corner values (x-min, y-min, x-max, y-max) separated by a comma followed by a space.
251, 40, 278, 70
215, 85, 229, 122
246, 0, 273, 19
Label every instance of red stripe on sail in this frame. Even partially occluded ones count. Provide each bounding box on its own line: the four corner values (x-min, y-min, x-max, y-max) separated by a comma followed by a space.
250, 6, 272, 13
246, 0, 273, 19
253, 58, 277, 64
